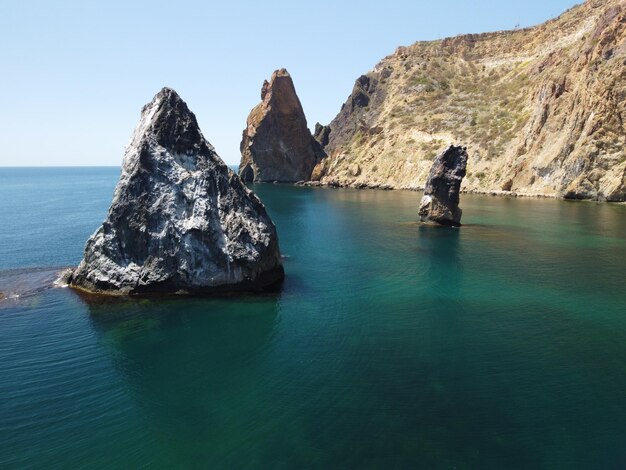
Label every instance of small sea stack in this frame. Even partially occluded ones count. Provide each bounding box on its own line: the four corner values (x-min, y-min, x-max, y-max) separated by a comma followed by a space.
418, 145, 468, 227
69, 88, 284, 295
238, 68, 325, 183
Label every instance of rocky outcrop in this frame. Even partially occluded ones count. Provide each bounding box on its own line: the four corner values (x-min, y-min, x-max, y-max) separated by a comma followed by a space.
69, 88, 284, 295
239, 69, 325, 183
312, 0, 626, 201
419, 145, 468, 226
313, 123, 331, 147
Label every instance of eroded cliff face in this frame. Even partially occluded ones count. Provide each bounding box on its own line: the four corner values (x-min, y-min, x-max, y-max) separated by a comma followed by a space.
239, 69, 325, 182
70, 88, 284, 295
314, 0, 626, 201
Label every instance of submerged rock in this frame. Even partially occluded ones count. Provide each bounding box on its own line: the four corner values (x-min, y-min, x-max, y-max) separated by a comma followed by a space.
419, 145, 468, 227
69, 88, 284, 295
1, 268, 64, 301
239, 68, 325, 183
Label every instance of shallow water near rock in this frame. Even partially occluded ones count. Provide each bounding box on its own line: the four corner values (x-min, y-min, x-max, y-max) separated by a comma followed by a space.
1, 167, 625, 468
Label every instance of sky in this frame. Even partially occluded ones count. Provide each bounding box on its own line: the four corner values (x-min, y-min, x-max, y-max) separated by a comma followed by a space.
0, 0, 581, 167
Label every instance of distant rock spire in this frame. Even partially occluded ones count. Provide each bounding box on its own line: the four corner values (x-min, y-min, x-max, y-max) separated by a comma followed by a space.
239, 68, 325, 183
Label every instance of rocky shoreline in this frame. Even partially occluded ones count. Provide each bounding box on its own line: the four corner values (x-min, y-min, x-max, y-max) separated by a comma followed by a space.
295, 180, 578, 201
295, 178, 626, 203
235, 2, 625, 205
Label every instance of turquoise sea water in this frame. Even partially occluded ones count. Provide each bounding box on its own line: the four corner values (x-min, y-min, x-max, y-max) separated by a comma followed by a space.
0, 167, 625, 469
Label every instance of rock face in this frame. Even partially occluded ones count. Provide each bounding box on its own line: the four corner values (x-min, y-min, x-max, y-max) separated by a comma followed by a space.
69, 88, 284, 295
313, 122, 331, 148
239, 69, 325, 183
313, 0, 626, 201
419, 145, 468, 226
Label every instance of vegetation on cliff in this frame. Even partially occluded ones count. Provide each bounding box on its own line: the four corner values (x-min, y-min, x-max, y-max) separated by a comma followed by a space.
314, 0, 625, 201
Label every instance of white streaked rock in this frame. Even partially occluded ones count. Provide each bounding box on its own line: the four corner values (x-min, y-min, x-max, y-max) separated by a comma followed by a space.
69, 87, 284, 295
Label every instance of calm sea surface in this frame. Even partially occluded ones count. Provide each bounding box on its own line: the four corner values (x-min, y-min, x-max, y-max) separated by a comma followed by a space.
0, 167, 625, 469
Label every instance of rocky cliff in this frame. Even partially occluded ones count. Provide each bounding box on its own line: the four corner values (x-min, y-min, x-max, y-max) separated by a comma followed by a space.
69, 88, 284, 295
239, 69, 325, 182
313, 0, 626, 201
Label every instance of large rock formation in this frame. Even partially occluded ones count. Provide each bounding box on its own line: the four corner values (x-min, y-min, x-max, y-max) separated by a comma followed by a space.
419, 145, 468, 226
239, 68, 325, 183
69, 88, 284, 295
312, 0, 626, 201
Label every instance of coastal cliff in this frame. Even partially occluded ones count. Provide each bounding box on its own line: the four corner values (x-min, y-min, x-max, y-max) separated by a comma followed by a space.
239, 69, 325, 183
69, 88, 284, 295
313, 0, 626, 201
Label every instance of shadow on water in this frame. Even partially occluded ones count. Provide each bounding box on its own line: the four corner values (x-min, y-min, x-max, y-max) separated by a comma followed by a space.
417, 224, 462, 295
79, 293, 283, 466
402, 226, 539, 468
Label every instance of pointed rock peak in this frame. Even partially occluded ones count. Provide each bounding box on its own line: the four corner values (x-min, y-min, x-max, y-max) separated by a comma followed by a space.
69, 90, 284, 295
259, 68, 301, 113
130, 87, 206, 162
158, 86, 178, 96
265, 68, 292, 89
273, 68, 291, 78
141, 87, 192, 120
239, 69, 325, 183
269, 68, 292, 86
154, 86, 182, 101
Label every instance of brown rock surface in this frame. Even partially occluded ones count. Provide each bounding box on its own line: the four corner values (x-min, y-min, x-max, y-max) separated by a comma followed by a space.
239, 69, 325, 182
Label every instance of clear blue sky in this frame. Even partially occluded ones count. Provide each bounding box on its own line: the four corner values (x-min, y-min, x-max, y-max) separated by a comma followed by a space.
0, 0, 580, 166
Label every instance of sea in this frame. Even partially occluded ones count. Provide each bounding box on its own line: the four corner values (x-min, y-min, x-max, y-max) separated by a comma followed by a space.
0, 167, 625, 468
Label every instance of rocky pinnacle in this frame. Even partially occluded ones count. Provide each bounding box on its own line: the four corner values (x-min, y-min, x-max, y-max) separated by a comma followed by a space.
69, 88, 284, 295
239, 68, 325, 183
419, 145, 468, 227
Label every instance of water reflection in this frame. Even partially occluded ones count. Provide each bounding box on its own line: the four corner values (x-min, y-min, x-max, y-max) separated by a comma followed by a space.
417, 224, 462, 296
81, 294, 282, 465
